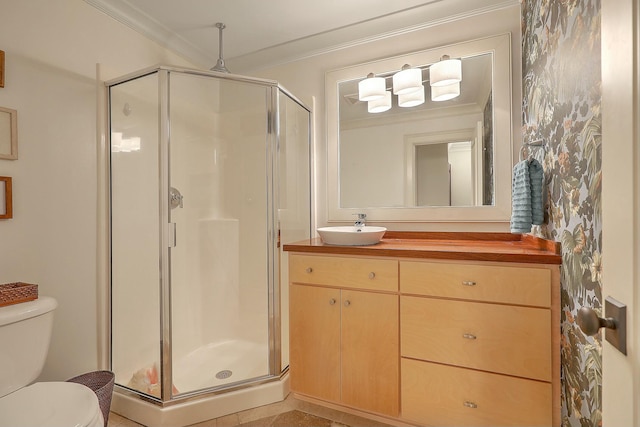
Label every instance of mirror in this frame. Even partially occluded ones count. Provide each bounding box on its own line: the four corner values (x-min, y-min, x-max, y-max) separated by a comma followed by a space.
326, 34, 513, 222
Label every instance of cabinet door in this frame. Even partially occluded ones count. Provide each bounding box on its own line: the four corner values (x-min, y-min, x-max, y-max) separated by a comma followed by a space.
341, 289, 399, 416
290, 284, 341, 402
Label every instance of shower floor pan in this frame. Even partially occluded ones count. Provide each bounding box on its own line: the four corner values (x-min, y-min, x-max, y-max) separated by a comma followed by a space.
173, 339, 269, 393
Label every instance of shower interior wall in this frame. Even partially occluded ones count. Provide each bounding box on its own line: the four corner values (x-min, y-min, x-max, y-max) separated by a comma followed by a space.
109, 69, 311, 404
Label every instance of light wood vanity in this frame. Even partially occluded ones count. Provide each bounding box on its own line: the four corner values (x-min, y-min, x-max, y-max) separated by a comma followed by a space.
284, 232, 561, 427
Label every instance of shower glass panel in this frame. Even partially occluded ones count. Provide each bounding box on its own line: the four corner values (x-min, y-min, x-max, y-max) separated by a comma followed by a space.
110, 72, 162, 398
278, 91, 312, 369
168, 73, 272, 395
108, 66, 311, 405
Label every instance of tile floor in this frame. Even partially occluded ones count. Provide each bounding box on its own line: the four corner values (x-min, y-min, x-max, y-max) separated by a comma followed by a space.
107, 393, 395, 427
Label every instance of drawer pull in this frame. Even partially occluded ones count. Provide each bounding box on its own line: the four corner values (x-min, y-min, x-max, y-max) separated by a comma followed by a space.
462, 280, 477, 286
369, 272, 376, 279
462, 333, 477, 340
344, 300, 351, 307
306, 267, 313, 273
329, 298, 336, 305
463, 401, 478, 409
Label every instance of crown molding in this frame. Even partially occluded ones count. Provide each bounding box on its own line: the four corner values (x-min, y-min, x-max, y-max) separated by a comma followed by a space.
229, 0, 519, 72
85, 0, 519, 72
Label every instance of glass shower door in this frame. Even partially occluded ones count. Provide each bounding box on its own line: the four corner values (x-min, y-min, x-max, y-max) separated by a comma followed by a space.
167, 72, 274, 396
110, 72, 164, 399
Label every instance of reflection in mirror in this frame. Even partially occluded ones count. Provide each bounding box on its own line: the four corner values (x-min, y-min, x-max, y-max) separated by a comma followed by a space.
326, 34, 512, 223
339, 53, 493, 208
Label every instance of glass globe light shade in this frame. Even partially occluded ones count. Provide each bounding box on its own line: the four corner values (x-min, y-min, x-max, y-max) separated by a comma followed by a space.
358, 73, 386, 101
368, 90, 392, 113
429, 55, 462, 87
431, 82, 460, 101
392, 66, 422, 95
398, 85, 425, 107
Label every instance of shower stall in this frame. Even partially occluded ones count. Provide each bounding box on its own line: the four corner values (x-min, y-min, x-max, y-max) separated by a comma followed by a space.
106, 66, 311, 426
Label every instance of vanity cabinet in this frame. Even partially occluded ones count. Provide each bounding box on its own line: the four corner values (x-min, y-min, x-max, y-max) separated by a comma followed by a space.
400, 260, 558, 426
288, 254, 399, 417
284, 232, 561, 427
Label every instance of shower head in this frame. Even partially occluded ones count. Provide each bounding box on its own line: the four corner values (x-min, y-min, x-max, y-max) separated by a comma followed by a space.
210, 22, 230, 73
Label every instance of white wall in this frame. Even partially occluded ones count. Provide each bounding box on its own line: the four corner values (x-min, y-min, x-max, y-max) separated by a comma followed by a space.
247, 5, 521, 231
0, 0, 194, 381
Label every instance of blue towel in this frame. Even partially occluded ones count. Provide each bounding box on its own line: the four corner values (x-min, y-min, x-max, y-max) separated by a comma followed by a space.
529, 159, 544, 225
510, 159, 545, 233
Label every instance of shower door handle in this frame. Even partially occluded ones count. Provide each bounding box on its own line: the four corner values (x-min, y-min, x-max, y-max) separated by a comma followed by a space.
168, 223, 176, 247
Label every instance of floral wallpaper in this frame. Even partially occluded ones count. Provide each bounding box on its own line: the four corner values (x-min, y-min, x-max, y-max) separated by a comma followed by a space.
521, 1, 602, 426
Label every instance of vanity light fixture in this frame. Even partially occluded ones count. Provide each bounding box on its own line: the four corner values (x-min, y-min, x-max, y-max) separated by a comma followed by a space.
368, 90, 392, 113
358, 73, 386, 101
392, 64, 422, 95
429, 55, 462, 87
431, 81, 460, 102
398, 85, 425, 107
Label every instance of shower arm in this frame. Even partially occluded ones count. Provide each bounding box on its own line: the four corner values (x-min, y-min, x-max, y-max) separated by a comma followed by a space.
211, 22, 230, 73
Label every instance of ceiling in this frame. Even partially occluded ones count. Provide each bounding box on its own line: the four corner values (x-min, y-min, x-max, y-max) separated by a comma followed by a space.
85, 0, 517, 72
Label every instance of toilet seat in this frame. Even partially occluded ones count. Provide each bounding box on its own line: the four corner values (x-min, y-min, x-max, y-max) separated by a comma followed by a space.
0, 381, 104, 427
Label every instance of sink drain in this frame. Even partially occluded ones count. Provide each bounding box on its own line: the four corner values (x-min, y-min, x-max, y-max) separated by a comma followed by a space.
215, 370, 233, 380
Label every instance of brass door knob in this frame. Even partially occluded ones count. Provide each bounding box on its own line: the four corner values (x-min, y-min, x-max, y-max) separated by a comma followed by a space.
579, 297, 627, 355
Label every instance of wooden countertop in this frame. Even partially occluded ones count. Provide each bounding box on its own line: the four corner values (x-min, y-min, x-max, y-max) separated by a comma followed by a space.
283, 231, 562, 265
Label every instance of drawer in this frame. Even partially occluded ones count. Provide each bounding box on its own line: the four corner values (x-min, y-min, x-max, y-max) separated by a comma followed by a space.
401, 296, 551, 381
400, 261, 551, 307
290, 254, 398, 292
401, 358, 552, 427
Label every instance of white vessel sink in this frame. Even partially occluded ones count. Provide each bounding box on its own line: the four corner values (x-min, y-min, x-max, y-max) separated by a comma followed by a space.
317, 226, 387, 246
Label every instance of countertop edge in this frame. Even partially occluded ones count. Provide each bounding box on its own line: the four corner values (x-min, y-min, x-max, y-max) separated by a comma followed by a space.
282, 232, 562, 265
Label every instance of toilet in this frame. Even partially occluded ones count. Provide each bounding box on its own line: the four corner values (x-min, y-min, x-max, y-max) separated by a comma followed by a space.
0, 296, 104, 427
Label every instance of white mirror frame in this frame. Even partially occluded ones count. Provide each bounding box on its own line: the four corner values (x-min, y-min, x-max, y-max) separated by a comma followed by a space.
326, 33, 513, 223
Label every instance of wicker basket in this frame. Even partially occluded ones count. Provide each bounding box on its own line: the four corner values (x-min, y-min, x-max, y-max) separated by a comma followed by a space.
67, 370, 115, 427
0, 282, 38, 307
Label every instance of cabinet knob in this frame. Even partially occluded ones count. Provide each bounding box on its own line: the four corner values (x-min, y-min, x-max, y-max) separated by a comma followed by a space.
329, 298, 336, 305
344, 300, 351, 307
462, 333, 477, 340
462, 280, 476, 286
463, 401, 478, 409
305, 267, 313, 273
369, 272, 376, 279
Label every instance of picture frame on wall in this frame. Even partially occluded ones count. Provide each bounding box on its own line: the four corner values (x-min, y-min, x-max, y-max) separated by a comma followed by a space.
0, 176, 12, 219
0, 106, 17, 160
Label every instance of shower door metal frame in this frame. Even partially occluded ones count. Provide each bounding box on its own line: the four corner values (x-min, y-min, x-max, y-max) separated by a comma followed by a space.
158, 68, 172, 402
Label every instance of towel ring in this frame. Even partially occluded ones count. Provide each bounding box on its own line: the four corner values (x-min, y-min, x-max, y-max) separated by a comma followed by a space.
519, 139, 545, 161
520, 139, 551, 185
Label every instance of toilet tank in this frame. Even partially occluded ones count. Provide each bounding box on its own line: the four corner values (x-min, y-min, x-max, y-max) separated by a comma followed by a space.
0, 296, 57, 398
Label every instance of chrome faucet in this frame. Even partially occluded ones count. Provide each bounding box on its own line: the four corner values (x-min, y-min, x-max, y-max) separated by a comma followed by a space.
354, 213, 366, 228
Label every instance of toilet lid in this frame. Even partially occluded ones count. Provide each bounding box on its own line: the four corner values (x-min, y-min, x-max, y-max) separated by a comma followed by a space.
0, 382, 104, 427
